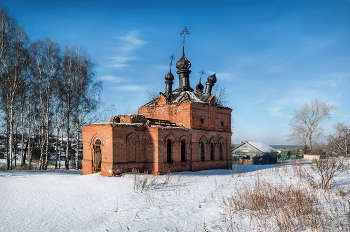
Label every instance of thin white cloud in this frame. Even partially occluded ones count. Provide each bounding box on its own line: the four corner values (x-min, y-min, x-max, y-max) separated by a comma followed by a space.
207, 71, 232, 80
115, 31, 146, 50
109, 63, 129, 68
268, 106, 284, 117
100, 75, 126, 83
109, 30, 146, 69
113, 85, 145, 92
109, 55, 137, 63
267, 93, 315, 118
266, 83, 343, 119
315, 72, 349, 88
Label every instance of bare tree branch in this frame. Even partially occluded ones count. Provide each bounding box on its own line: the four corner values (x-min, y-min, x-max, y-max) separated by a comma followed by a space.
288, 99, 336, 151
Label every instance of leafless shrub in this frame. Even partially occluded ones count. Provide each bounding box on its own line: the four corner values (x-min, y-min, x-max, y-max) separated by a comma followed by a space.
292, 164, 318, 189
311, 157, 349, 189
337, 186, 348, 197
12, 164, 37, 170
132, 168, 174, 193
233, 166, 245, 173
220, 179, 349, 231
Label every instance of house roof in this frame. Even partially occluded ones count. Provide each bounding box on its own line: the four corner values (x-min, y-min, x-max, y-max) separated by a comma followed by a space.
248, 141, 278, 153
233, 141, 278, 153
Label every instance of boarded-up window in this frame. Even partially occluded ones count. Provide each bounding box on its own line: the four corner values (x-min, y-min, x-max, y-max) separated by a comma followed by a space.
127, 134, 138, 162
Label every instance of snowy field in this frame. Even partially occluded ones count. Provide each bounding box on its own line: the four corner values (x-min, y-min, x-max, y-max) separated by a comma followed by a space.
1, 162, 349, 232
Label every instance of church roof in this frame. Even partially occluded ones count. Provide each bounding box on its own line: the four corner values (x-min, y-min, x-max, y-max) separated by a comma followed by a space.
172, 91, 205, 104
141, 90, 205, 107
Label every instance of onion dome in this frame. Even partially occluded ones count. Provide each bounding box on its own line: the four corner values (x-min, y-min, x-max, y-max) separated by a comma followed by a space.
176, 46, 191, 69
196, 78, 204, 93
207, 73, 217, 84
165, 70, 174, 81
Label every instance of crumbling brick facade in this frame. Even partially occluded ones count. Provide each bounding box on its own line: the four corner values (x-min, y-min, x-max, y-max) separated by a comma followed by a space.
82, 42, 232, 176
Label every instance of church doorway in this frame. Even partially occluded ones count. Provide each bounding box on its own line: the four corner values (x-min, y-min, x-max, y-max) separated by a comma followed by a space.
93, 139, 102, 172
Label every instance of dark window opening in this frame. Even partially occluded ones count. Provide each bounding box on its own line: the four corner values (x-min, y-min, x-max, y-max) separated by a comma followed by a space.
219, 142, 224, 160
201, 141, 205, 161
167, 139, 172, 163
210, 142, 215, 160
181, 139, 186, 162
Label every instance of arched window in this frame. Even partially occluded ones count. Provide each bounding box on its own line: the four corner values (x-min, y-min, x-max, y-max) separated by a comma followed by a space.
210, 142, 215, 160
167, 139, 172, 163
219, 142, 224, 161
93, 139, 102, 172
127, 133, 138, 162
181, 139, 186, 162
200, 141, 205, 161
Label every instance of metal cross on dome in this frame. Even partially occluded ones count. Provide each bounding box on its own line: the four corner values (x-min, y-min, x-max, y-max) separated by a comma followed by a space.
180, 26, 190, 46
199, 69, 206, 78
169, 53, 175, 69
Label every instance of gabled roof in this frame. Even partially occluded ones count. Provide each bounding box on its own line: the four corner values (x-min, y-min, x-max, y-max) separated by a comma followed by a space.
233, 141, 278, 153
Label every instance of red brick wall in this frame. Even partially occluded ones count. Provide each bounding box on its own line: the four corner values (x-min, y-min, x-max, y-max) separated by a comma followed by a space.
150, 127, 232, 174
83, 98, 232, 176
138, 102, 192, 128
138, 100, 232, 132
82, 124, 114, 176
82, 122, 232, 175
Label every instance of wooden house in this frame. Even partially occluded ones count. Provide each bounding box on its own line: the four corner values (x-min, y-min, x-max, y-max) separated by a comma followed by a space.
231, 141, 279, 165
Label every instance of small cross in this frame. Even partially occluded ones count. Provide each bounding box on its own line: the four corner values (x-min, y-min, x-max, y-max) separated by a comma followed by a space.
169, 53, 175, 67
180, 26, 190, 46
199, 69, 206, 77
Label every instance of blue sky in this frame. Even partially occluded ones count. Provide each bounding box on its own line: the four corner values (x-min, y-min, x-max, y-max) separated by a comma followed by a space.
1, 0, 349, 145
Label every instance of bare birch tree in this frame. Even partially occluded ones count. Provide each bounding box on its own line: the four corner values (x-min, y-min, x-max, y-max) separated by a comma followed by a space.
327, 123, 350, 156
29, 38, 61, 169
59, 46, 97, 169
0, 5, 103, 170
72, 81, 102, 169
288, 99, 336, 151
0, 6, 29, 169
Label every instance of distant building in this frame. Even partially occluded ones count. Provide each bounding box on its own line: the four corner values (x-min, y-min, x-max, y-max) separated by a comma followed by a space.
278, 149, 302, 160
302, 154, 321, 160
82, 28, 232, 176
231, 141, 279, 165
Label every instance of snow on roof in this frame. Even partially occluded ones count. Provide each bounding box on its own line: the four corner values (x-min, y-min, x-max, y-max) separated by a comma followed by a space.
90, 122, 145, 127
140, 90, 208, 107
172, 91, 205, 104
246, 141, 278, 153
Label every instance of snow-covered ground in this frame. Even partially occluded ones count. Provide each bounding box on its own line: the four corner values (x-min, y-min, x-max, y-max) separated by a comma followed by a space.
1, 163, 349, 232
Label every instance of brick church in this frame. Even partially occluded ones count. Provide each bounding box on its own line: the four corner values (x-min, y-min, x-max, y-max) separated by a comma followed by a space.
82, 28, 232, 176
